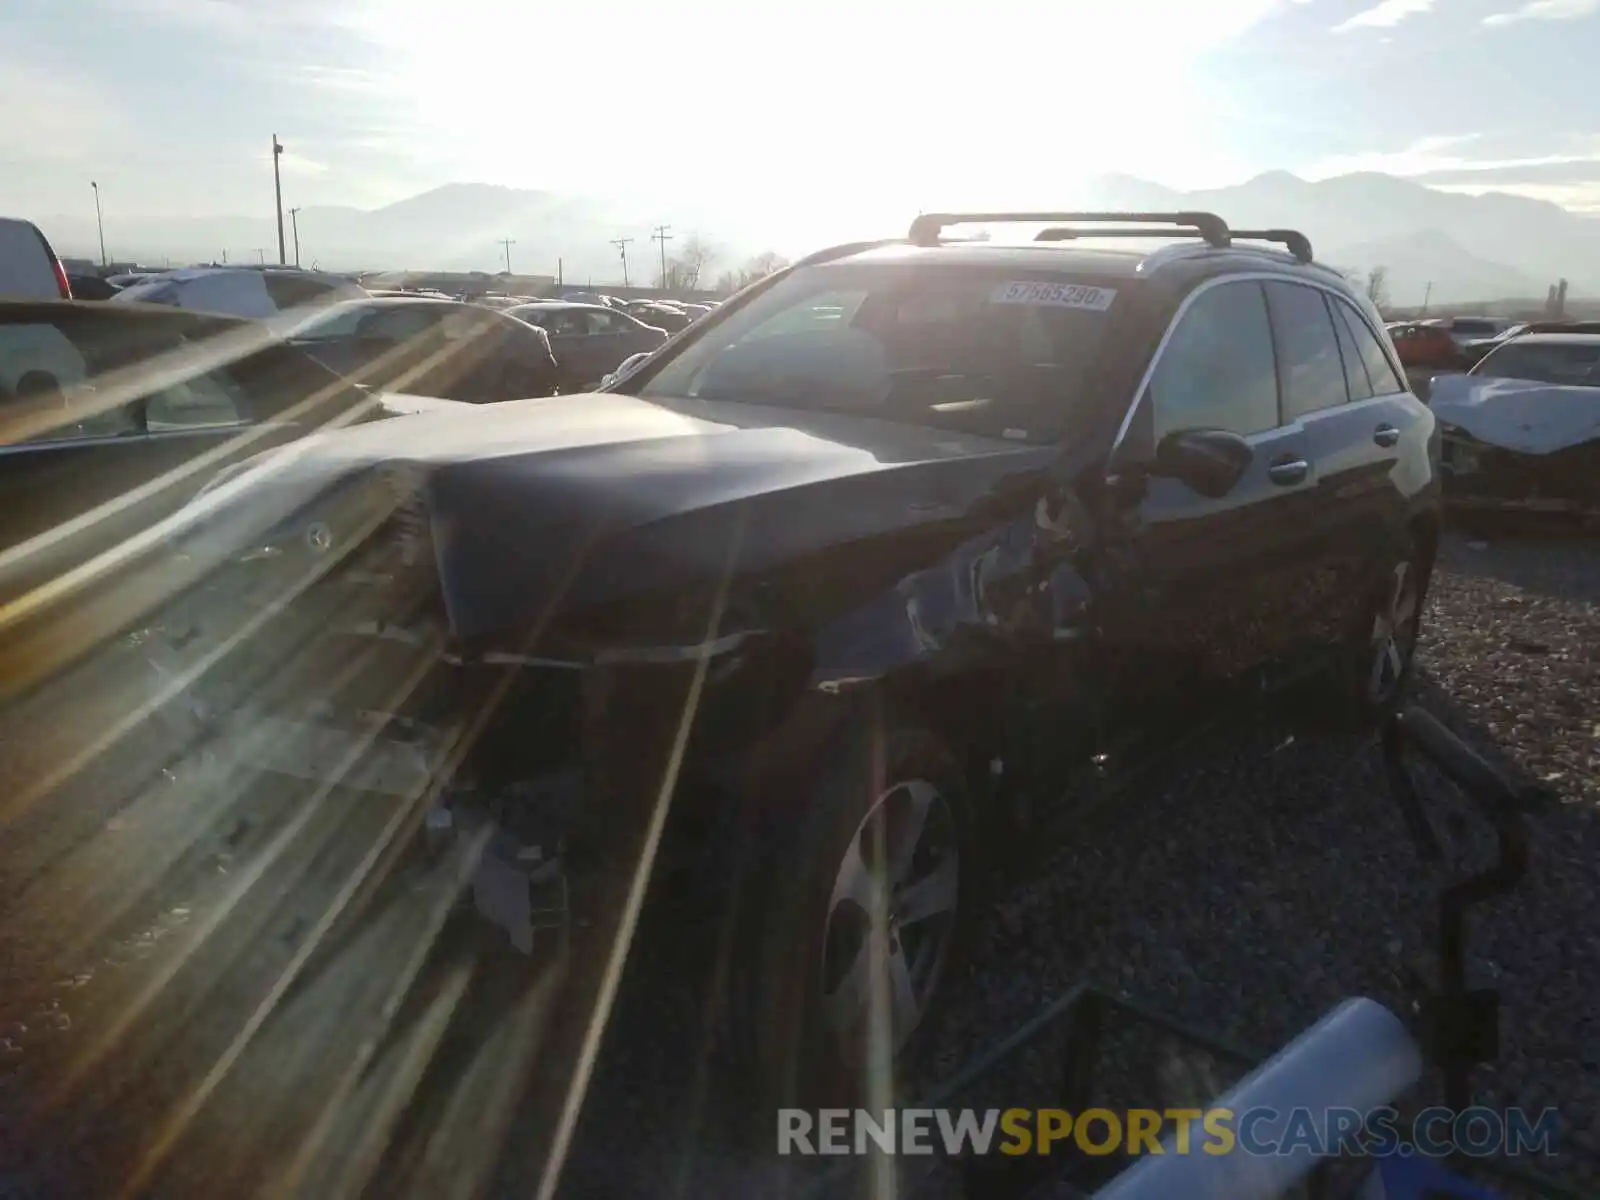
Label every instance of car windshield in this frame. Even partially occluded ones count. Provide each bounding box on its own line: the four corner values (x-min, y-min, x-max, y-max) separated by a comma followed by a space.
633, 262, 1121, 442
1474, 340, 1600, 384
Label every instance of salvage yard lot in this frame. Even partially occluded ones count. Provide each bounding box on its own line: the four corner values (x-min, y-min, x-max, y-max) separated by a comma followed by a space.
0, 529, 1596, 1196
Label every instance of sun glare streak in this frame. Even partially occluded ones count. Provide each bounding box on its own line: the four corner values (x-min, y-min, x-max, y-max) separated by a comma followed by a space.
110, 474, 621, 1193
109, 640, 450, 1198
0, 306, 506, 640
533, 508, 747, 1200
42, 596, 440, 1106
264, 821, 495, 1198
0, 498, 402, 833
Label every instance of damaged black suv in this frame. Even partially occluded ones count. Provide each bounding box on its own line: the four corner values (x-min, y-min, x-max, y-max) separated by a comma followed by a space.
145, 211, 1440, 1108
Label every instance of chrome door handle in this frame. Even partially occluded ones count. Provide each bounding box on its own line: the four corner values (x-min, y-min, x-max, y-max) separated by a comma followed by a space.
1267, 458, 1309, 486
1373, 424, 1401, 447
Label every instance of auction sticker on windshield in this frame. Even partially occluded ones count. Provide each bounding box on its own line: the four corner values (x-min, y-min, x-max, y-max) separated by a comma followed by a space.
989, 281, 1117, 311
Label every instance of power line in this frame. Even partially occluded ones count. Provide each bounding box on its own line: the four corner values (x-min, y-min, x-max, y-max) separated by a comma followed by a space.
651, 223, 672, 290
611, 236, 634, 287
497, 238, 516, 272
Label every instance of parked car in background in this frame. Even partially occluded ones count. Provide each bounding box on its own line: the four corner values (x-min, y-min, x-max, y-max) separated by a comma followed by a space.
1456, 319, 1600, 367
1441, 315, 1511, 348
287, 297, 561, 402
144, 209, 1439, 1112
624, 300, 692, 332
0, 218, 72, 300
111, 266, 364, 320
106, 271, 161, 291
505, 300, 667, 389
1388, 321, 1464, 372
1430, 332, 1600, 519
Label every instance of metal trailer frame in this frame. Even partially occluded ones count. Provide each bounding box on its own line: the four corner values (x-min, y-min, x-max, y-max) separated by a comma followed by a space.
879, 704, 1587, 1199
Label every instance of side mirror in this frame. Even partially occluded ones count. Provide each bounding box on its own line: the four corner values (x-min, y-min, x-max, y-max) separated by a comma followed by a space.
1152, 428, 1253, 499
602, 351, 651, 389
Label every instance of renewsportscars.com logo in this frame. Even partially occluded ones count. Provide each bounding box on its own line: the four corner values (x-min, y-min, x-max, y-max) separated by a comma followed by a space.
777, 1107, 1560, 1159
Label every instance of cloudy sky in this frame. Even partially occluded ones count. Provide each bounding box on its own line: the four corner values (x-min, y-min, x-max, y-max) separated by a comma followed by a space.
2, 0, 1597, 224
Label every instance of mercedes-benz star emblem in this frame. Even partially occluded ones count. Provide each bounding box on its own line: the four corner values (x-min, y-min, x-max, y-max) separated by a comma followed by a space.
305, 522, 334, 553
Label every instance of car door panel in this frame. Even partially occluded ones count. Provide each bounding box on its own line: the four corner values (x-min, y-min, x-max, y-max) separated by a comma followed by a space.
1093, 278, 1305, 733
1299, 293, 1420, 652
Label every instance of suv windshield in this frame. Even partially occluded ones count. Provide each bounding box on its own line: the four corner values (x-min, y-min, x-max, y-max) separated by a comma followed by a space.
633, 262, 1122, 441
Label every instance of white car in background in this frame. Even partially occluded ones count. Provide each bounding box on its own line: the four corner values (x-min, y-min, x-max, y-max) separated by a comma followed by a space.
112, 266, 365, 321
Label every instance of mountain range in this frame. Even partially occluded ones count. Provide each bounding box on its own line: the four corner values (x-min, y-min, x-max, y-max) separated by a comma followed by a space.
33, 171, 1600, 305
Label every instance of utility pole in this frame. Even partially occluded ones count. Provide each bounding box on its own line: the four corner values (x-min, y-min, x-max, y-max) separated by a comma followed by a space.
497, 238, 516, 272
221, 249, 229, 264
557, 257, 564, 288
652, 223, 672, 291
1420, 280, 1432, 315
272, 135, 287, 264
611, 236, 633, 287
90, 181, 107, 268
289, 207, 302, 266
255, 248, 266, 265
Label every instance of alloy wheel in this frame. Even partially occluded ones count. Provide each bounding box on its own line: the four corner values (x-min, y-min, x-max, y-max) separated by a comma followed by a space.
819, 779, 960, 1072
1367, 559, 1423, 705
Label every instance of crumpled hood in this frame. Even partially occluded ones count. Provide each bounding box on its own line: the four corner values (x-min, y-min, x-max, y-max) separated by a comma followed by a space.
180, 391, 1044, 641
1429, 373, 1600, 455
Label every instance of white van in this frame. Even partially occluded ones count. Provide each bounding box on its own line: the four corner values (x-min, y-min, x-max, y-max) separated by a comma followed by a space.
0, 217, 72, 300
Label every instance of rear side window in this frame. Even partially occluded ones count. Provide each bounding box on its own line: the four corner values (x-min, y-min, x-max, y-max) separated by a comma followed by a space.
1333, 300, 1406, 394
583, 310, 628, 335
145, 368, 248, 430
0, 322, 138, 440
1150, 281, 1278, 439
263, 274, 339, 311
1264, 282, 1348, 420
1329, 300, 1374, 402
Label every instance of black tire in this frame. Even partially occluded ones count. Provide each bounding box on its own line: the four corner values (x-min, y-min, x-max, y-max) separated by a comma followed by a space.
721, 704, 974, 1113
1329, 530, 1435, 727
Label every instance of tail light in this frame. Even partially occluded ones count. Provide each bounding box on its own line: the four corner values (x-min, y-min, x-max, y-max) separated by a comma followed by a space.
52, 258, 72, 299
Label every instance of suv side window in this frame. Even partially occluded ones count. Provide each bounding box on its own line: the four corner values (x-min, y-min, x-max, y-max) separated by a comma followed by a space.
1332, 299, 1406, 395
1330, 299, 1375, 402
1264, 282, 1348, 419
1149, 280, 1278, 440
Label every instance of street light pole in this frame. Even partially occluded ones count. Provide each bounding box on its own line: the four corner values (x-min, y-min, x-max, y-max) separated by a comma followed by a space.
90, 181, 107, 268
289, 207, 302, 267
272, 135, 287, 264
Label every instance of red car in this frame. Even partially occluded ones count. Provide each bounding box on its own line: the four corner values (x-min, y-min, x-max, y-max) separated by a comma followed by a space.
1387, 321, 1463, 371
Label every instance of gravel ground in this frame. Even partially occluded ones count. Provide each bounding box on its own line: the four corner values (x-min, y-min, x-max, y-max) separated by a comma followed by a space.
0, 527, 1596, 1199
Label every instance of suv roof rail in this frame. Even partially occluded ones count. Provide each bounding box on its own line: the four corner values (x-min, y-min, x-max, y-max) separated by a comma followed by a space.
909, 210, 1230, 249
1032, 222, 1315, 265
1230, 228, 1314, 264
793, 238, 903, 268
